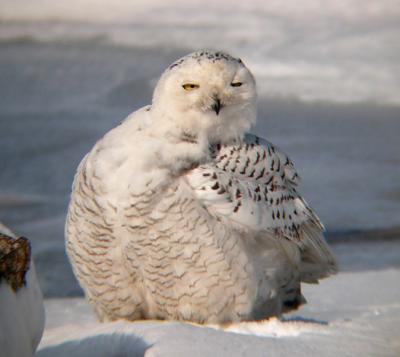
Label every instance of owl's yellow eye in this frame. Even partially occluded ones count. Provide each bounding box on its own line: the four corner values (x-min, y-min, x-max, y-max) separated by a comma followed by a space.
231, 82, 242, 87
182, 83, 200, 90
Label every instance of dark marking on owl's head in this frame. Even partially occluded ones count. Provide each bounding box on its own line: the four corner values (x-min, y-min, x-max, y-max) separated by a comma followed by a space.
168, 58, 186, 71
167, 50, 244, 72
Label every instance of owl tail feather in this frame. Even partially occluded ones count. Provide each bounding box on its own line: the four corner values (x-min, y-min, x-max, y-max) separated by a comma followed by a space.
298, 223, 338, 283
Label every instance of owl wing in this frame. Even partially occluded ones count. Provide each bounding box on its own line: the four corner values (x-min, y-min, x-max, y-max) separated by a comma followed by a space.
186, 133, 337, 282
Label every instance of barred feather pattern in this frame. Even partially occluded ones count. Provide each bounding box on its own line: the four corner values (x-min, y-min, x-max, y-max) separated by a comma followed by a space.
66, 152, 256, 323
66, 129, 336, 324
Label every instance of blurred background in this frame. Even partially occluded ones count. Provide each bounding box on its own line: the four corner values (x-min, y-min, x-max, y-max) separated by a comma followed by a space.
0, 0, 399, 297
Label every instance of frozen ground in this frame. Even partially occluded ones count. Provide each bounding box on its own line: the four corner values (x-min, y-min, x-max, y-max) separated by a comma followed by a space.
37, 239, 400, 356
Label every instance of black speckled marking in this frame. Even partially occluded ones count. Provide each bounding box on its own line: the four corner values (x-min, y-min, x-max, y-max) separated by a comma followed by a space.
233, 200, 242, 213
223, 160, 231, 171
168, 50, 243, 71
211, 181, 220, 190
255, 168, 265, 180
218, 187, 226, 195
168, 58, 185, 70
262, 150, 267, 160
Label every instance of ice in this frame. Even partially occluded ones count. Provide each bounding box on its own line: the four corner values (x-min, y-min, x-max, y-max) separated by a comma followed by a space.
0, 0, 399, 104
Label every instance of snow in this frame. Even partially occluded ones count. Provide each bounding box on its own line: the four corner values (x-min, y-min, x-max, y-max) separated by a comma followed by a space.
36, 240, 400, 356
36, 273, 400, 356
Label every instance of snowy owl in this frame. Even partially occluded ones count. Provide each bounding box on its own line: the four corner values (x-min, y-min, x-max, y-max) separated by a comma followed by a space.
66, 50, 337, 324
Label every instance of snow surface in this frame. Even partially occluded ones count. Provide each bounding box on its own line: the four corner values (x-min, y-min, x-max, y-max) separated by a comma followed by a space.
37, 240, 400, 356
37, 257, 400, 356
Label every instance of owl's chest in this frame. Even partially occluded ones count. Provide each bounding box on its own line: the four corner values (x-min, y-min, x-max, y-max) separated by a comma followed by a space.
122, 178, 235, 261
134, 180, 211, 239
121, 182, 257, 317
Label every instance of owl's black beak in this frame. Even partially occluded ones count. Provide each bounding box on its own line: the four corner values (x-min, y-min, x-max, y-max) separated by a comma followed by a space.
212, 98, 222, 115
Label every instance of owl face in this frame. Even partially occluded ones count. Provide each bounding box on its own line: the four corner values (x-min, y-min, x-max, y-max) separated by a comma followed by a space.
152, 51, 257, 143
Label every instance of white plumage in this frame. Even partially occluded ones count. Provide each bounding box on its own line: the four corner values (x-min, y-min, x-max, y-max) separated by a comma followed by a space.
66, 50, 337, 324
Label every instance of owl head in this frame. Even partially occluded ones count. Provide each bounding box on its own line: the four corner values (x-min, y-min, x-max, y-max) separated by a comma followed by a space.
152, 50, 257, 144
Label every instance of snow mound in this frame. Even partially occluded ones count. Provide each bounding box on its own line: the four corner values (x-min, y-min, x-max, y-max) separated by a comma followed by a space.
216, 317, 328, 338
